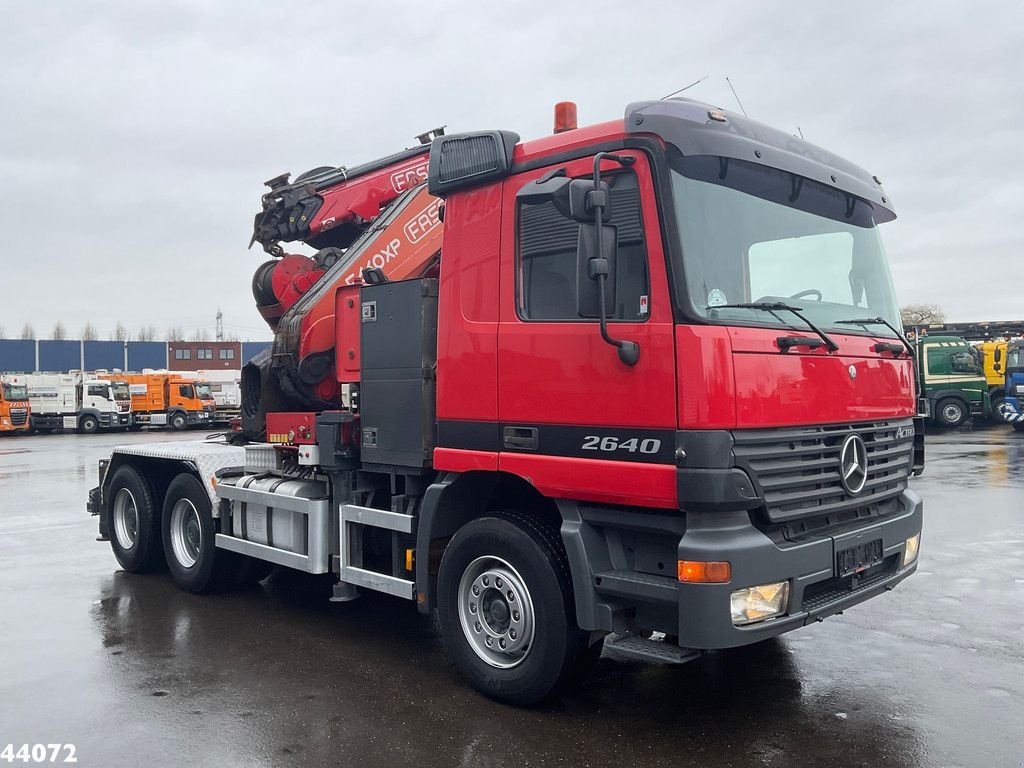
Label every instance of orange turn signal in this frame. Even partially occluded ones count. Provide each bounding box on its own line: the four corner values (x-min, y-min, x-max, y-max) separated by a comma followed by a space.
678, 560, 731, 583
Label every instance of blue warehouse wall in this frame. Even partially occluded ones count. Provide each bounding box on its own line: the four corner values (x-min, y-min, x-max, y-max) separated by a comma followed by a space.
242, 341, 271, 364
127, 342, 167, 371
0, 340, 36, 373
38, 340, 81, 372
84, 340, 125, 370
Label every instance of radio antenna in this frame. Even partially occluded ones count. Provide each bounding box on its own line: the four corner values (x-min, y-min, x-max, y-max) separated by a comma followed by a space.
662, 75, 709, 100
725, 76, 748, 116
797, 126, 805, 139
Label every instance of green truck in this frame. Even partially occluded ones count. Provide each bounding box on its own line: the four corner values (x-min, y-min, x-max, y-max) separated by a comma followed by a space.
916, 335, 990, 428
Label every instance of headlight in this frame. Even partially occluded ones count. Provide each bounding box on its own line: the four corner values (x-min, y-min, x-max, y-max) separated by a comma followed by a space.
730, 581, 789, 625
903, 533, 921, 567
1016, 385, 1024, 395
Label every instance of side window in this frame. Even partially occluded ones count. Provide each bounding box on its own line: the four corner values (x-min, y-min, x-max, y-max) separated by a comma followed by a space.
926, 348, 947, 376
950, 351, 978, 374
87, 384, 108, 398
517, 170, 649, 321
179, 385, 191, 398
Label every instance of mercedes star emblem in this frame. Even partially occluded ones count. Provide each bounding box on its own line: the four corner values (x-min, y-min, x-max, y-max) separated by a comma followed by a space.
848, 364, 857, 380
839, 433, 868, 495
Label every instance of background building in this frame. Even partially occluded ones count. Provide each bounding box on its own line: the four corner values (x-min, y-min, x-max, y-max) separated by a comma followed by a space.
0, 339, 271, 374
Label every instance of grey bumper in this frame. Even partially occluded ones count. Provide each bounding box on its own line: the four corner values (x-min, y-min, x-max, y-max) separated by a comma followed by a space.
675, 488, 922, 649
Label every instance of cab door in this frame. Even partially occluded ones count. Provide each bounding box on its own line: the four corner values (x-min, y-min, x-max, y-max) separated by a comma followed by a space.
496, 151, 678, 509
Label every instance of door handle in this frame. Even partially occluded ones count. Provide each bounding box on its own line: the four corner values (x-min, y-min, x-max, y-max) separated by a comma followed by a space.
503, 426, 538, 451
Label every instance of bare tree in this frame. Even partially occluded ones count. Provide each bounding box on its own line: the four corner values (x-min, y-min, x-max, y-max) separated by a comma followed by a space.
51, 321, 67, 341
81, 322, 98, 341
900, 303, 946, 326
112, 322, 128, 341
165, 326, 185, 341
189, 328, 210, 342
20, 322, 35, 340
137, 326, 157, 342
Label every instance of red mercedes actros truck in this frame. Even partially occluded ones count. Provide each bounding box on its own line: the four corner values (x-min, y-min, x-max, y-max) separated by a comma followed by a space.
89, 98, 925, 705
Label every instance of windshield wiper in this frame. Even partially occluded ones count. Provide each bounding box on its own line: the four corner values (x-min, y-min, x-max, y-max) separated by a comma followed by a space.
709, 302, 840, 352
834, 316, 915, 359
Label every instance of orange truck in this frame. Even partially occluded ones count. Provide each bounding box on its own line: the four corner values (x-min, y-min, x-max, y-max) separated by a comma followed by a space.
0, 377, 31, 434
108, 373, 216, 430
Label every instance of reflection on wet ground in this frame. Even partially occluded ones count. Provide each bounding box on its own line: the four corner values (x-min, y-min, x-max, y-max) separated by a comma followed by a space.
1, 428, 1022, 767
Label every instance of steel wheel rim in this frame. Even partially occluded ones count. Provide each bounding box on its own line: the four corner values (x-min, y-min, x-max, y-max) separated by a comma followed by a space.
943, 404, 962, 422
457, 555, 535, 669
169, 498, 202, 568
112, 488, 139, 550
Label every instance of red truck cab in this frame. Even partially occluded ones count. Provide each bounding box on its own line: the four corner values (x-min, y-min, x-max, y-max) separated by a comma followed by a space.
421, 98, 921, 652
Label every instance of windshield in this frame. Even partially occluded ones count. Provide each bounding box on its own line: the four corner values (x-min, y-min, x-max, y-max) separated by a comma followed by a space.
669, 154, 901, 337
3, 383, 28, 401
195, 383, 213, 399
1007, 344, 1024, 370
111, 382, 130, 400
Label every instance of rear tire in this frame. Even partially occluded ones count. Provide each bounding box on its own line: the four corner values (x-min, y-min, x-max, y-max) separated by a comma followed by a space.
437, 511, 585, 706
161, 473, 241, 593
79, 414, 99, 434
107, 465, 163, 573
169, 412, 187, 431
935, 397, 967, 429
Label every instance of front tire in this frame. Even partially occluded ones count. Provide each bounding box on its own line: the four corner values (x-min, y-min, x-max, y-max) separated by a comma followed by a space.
161, 473, 240, 593
437, 511, 584, 706
79, 414, 99, 434
935, 397, 967, 429
107, 465, 163, 572
169, 412, 187, 431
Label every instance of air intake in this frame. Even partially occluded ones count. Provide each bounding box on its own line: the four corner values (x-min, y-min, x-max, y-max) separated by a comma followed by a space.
427, 130, 520, 197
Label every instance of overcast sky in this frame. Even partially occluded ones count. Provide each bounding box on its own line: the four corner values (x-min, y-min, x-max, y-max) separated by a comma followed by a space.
1, 1, 1021, 340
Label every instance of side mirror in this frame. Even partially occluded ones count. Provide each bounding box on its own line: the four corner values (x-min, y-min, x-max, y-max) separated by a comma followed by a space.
994, 348, 1003, 363
576, 223, 618, 318
515, 175, 610, 222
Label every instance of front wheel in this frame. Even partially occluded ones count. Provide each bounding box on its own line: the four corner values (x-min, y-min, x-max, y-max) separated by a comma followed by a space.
437, 511, 585, 706
79, 414, 99, 434
935, 397, 967, 429
169, 412, 188, 431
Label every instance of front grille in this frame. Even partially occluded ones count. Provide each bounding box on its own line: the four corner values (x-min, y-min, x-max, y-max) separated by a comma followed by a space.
10, 408, 27, 426
733, 419, 914, 524
801, 556, 900, 612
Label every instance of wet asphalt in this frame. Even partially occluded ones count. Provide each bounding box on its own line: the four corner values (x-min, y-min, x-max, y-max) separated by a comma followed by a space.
1, 426, 1022, 768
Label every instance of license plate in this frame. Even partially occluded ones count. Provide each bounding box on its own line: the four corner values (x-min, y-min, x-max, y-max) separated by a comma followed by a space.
837, 539, 883, 578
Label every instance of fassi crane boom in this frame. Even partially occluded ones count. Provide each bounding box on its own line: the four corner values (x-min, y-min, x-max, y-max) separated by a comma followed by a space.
244, 131, 446, 435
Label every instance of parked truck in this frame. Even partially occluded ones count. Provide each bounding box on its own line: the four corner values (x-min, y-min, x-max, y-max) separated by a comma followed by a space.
89, 99, 924, 705
194, 369, 241, 425
110, 372, 216, 430
12, 372, 132, 433
0, 377, 31, 434
998, 339, 1024, 432
915, 335, 990, 428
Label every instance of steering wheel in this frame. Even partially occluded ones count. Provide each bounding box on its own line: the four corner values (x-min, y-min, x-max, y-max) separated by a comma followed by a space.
789, 289, 822, 301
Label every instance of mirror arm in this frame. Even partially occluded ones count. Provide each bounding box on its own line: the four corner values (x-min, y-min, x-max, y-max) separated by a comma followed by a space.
590, 152, 640, 367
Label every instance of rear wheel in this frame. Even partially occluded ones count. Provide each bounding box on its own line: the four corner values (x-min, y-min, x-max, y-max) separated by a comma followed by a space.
437, 511, 585, 706
169, 412, 187, 431
79, 414, 99, 434
161, 473, 242, 593
935, 397, 967, 429
107, 465, 163, 572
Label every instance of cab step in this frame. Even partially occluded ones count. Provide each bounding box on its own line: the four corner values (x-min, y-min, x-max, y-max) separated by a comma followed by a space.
603, 633, 701, 665
594, 570, 679, 602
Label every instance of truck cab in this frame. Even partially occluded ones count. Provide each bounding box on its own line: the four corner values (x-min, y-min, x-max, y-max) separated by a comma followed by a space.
917, 335, 990, 428
999, 340, 1024, 431
13, 373, 132, 433
976, 339, 1009, 417
117, 373, 216, 430
0, 379, 31, 434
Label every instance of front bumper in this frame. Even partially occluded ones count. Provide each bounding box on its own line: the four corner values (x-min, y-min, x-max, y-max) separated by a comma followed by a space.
101, 412, 133, 428
187, 409, 214, 426
999, 397, 1024, 424
674, 488, 922, 648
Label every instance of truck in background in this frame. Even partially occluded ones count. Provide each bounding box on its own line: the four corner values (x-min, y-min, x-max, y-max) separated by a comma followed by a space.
916, 335, 990, 428
998, 339, 1024, 432
90, 98, 924, 705
975, 339, 1009, 418
0, 377, 31, 434
10, 372, 132, 433
110, 372, 216, 430
194, 369, 241, 425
